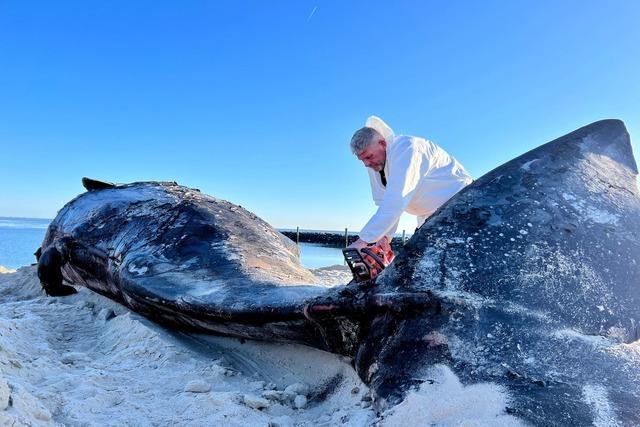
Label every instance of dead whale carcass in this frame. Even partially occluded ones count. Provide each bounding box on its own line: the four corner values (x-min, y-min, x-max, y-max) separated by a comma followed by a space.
37, 120, 640, 426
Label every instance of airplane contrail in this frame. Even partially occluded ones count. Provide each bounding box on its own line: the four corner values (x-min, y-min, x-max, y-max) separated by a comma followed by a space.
307, 6, 318, 22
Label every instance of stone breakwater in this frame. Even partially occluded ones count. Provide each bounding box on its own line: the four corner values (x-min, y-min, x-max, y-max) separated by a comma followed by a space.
279, 231, 407, 251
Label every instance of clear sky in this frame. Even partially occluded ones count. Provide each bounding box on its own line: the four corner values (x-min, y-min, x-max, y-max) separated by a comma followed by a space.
1, 1, 639, 233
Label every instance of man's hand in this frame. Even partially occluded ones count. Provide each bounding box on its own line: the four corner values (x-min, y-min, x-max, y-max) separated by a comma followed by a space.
347, 238, 369, 250
346, 236, 395, 281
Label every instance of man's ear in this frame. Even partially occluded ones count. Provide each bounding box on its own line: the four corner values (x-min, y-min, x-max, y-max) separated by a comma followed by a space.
379, 139, 387, 149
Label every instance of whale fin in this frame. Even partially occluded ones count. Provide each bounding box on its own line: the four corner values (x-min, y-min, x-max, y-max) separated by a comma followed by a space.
82, 177, 116, 191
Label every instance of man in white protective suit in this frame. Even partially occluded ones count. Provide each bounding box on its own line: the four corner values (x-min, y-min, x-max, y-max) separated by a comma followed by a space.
348, 116, 473, 258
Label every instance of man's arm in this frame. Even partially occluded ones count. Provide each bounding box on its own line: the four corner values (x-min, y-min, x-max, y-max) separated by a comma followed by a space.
358, 138, 430, 243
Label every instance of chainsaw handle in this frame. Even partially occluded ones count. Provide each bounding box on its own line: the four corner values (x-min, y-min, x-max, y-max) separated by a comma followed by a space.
360, 247, 387, 271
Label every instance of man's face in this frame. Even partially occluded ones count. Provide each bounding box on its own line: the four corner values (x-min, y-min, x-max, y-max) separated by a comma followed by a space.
357, 140, 387, 172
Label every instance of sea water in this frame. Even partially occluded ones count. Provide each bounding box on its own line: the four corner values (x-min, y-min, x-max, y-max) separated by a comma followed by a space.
0, 217, 344, 270
296, 242, 344, 269
0, 217, 50, 269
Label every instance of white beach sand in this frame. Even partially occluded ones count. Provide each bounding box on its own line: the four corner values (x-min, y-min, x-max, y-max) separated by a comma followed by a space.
0, 265, 521, 426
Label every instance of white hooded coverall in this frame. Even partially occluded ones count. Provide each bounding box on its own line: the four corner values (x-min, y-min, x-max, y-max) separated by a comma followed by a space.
359, 116, 473, 243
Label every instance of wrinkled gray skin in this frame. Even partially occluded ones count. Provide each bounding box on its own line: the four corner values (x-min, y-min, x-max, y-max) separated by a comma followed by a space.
37, 182, 330, 345
38, 120, 640, 426
367, 119, 640, 425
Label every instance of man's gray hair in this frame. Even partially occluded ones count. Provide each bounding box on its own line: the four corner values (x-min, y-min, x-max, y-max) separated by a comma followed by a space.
350, 127, 383, 155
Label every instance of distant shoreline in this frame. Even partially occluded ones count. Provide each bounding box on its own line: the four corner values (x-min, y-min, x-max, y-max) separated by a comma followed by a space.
1, 218, 413, 237
280, 230, 409, 250
0, 216, 53, 221
0, 217, 413, 250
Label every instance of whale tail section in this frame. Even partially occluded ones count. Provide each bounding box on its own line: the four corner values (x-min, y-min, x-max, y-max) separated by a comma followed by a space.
37, 244, 77, 296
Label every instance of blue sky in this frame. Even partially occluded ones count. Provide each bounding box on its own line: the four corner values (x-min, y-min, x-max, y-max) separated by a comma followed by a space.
1, 1, 639, 233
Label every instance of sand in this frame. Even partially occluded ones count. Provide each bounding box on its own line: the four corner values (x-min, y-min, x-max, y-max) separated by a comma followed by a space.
0, 265, 522, 426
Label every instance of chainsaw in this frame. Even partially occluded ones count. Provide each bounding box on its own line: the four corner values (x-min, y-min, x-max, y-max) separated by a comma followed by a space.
342, 244, 392, 284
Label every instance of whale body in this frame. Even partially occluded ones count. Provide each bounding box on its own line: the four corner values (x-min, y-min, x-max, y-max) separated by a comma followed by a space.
38, 120, 640, 425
